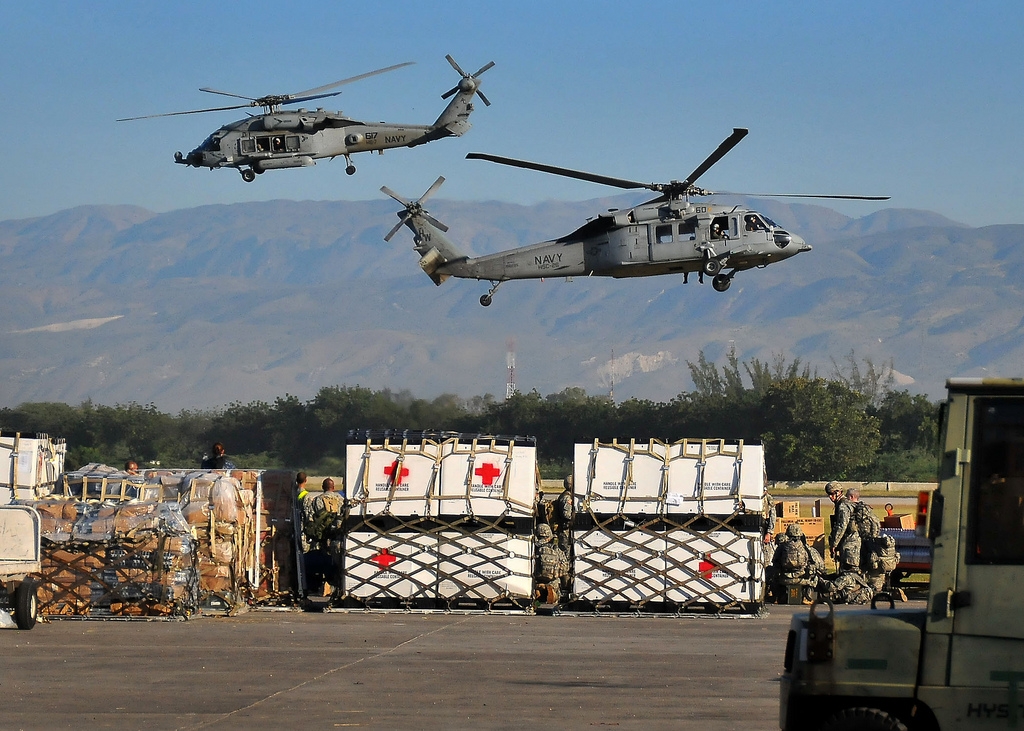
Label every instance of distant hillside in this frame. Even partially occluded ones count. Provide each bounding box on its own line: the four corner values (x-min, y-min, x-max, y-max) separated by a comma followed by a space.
1, 195, 1020, 411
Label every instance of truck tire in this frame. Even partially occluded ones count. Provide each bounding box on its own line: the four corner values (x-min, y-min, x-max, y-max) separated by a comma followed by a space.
819, 707, 908, 731
14, 580, 38, 630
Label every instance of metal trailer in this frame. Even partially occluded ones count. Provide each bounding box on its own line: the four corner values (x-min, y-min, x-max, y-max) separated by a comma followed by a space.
0, 504, 42, 629
570, 439, 768, 614
340, 431, 537, 611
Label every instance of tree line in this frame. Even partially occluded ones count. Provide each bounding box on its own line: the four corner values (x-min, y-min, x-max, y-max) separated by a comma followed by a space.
0, 352, 940, 482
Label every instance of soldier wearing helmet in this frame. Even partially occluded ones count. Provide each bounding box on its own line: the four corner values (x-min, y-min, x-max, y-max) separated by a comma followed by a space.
534, 523, 568, 605
771, 521, 826, 604
826, 481, 862, 575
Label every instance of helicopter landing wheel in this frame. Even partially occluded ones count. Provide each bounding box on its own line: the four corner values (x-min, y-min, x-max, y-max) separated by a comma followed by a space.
345, 165, 357, 176
480, 295, 493, 307
712, 273, 732, 292
702, 257, 721, 276
241, 169, 256, 183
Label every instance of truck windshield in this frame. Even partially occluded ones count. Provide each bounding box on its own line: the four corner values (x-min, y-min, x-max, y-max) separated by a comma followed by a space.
969, 398, 1024, 564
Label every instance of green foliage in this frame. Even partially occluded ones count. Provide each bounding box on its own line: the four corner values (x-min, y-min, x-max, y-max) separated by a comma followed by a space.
0, 351, 941, 481
760, 378, 880, 480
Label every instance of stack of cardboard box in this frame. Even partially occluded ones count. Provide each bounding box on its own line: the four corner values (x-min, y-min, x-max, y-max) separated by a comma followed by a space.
773, 500, 826, 557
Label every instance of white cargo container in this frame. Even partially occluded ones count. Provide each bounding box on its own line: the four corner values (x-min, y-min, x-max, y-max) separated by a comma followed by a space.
347, 432, 536, 518
340, 527, 533, 607
342, 432, 537, 609
0, 432, 66, 501
570, 438, 768, 612
572, 524, 763, 609
573, 439, 765, 516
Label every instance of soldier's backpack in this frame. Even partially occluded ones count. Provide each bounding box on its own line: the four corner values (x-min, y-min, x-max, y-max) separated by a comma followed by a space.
865, 533, 900, 572
304, 496, 340, 542
779, 539, 807, 573
852, 500, 882, 538
829, 572, 874, 605
536, 544, 565, 582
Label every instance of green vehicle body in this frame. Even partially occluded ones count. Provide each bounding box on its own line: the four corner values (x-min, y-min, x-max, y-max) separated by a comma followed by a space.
781, 378, 1024, 730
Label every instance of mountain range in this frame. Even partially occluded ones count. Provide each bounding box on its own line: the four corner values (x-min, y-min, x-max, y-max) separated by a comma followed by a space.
2, 192, 1020, 411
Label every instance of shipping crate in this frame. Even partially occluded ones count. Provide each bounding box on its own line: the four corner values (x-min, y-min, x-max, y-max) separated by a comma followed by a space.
573, 439, 766, 517
0, 432, 66, 499
346, 431, 537, 519
882, 513, 916, 530
571, 518, 764, 612
338, 515, 533, 610
776, 501, 800, 518
775, 516, 825, 538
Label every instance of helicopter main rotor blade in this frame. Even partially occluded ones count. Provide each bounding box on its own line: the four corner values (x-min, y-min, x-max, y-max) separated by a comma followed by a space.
116, 103, 252, 122
680, 128, 748, 188
466, 153, 655, 191
199, 87, 258, 101
289, 61, 415, 100
714, 191, 890, 201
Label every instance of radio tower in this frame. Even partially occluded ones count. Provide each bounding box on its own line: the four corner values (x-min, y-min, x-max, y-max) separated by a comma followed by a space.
609, 348, 615, 401
506, 338, 517, 399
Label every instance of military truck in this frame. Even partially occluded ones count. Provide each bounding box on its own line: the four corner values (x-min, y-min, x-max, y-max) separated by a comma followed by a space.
780, 377, 1024, 730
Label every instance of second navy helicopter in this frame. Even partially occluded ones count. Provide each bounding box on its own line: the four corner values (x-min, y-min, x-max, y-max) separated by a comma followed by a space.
119, 55, 494, 182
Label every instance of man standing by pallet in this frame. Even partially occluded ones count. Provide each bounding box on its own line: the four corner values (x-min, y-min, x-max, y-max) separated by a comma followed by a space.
826, 482, 861, 575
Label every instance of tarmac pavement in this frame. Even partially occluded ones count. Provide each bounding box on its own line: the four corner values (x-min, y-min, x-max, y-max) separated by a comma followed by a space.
0, 605, 804, 731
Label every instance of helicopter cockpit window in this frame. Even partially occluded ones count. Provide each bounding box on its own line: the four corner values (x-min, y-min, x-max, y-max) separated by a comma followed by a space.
240, 138, 256, 155
744, 214, 767, 232
285, 135, 300, 151
656, 224, 673, 244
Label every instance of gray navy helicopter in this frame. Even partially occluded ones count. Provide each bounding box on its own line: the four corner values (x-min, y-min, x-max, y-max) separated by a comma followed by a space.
382, 128, 888, 306
118, 55, 493, 182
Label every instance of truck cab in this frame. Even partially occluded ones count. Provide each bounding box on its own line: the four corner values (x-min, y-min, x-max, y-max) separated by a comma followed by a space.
780, 377, 1024, 730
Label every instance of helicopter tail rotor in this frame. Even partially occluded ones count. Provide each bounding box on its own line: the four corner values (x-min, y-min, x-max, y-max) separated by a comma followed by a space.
441, 55, 494, 106
382, 176, 450, 242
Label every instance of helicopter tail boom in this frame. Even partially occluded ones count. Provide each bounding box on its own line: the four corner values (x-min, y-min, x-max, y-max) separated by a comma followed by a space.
423, 56, 493, 141
381, 178, 471, 286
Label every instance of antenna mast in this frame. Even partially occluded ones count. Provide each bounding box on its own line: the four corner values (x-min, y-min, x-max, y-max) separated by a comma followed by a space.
506, 338, 517, 399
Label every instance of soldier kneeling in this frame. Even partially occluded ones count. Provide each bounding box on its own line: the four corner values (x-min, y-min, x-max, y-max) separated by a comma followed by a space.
821, 571, 875, 605
771, 523, 825, 604
534, 524, 569, 605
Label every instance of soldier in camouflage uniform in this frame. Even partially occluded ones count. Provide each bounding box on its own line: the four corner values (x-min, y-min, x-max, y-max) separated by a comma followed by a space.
822, 570, 874, 605
826, 482, 861, 575
534, 523, 569, 605
306, 478, 344, 595
552, 474, 575, 550
771, 523, 826, 603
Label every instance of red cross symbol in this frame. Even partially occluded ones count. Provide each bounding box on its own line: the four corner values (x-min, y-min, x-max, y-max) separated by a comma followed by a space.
370, 548, 398, 568
474, 462, 502, 486
383, 460, 409, 484
698, 555, 719, 579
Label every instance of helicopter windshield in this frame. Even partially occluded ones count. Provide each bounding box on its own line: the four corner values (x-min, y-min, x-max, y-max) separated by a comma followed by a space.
198, 134, 221, 152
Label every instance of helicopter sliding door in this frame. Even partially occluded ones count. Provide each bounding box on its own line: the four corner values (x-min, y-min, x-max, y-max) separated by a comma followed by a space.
649, 218, 699, 263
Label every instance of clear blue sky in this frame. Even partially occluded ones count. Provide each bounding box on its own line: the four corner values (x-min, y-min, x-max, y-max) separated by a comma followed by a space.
2, 1, 1021, 226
